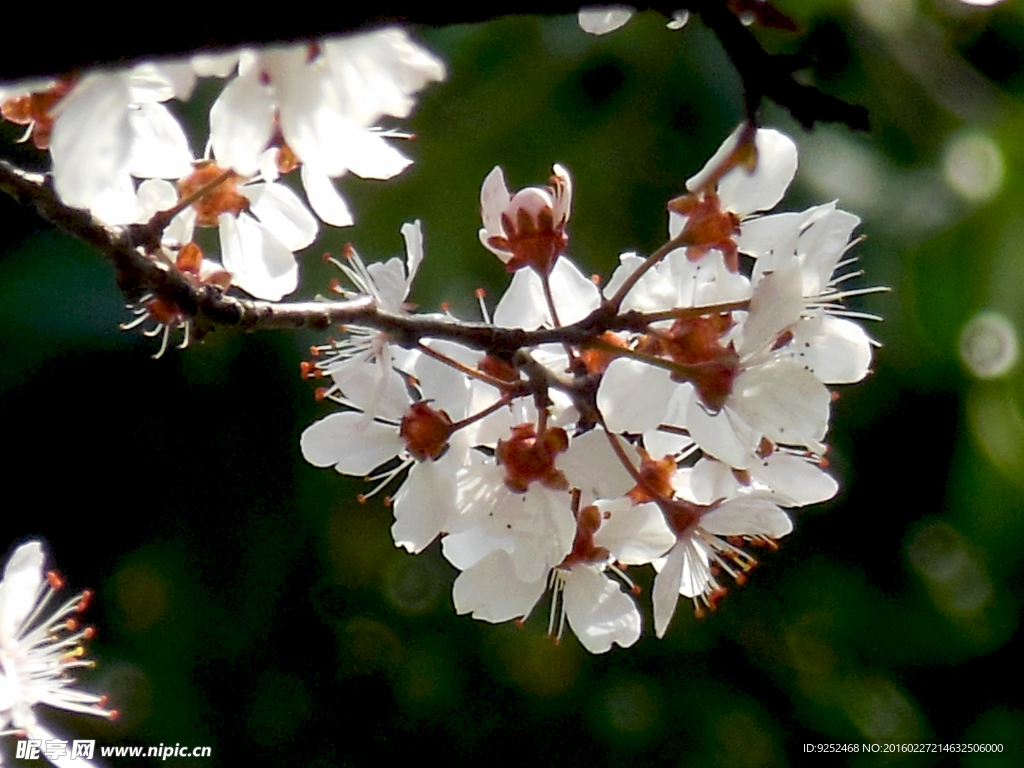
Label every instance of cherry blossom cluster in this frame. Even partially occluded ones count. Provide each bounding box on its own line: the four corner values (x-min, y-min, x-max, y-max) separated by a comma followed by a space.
0, 15, 885, 764
0, 541, 115, 767
301, 123, 880, 653
0, 28, 445, 353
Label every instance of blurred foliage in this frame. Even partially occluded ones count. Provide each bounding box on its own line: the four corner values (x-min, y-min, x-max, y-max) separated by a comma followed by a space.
2, 2, 1024, 765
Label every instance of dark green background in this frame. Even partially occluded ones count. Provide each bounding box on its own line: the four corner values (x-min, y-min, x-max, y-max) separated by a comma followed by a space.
2, 3, 1023, 765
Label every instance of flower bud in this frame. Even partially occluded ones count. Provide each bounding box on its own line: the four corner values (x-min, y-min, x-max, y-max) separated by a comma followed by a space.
479, 164, 572, 276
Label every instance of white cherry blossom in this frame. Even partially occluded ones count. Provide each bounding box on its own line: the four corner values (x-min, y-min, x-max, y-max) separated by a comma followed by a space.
48, 66, 194, 225
479, 164, 572, 275
210, 29, 445, 226
0, 542, 114, 767
669, 125, 798, 272
169, 166, 318, 301
652, 495, 793, 637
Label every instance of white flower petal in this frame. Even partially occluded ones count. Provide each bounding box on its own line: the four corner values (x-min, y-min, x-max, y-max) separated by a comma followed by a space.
598, 358, 675, 434
578, 6, 635, 35
752, 453, 839, 506
133, 179, 179, 223
191, 51, 241, 78
642, 425, 695, 460
652, 545, 684, 638
442, 525, 513, 572
595, 500, 675, 564
564, 566, 640, 653
689, 457, 742, 503
505, 489, 576, 583
322, 28, 446, 126
366, 258, 411, 313
345, 130, 412, 180
210, 71, 275, 177
719, 128, 798, 216
701, 498, 793, 538
792, 316, 873, 384
452, 550, 546, 623
737, 210, 806, 261
0, 542, 43, 646
558, 429, 638, 501
126, 102, 193, 179
219, 212, 298, 301
686, 391, 760, 469
325, 358, 410, 421
50, 73, 135, 221
166, 206, 196, 249
300, 164, 354, 227
276, 62, 352, 177
480, 166, 511, 238
414, 342, 475, 420
739, 268, 804, 358
300, 412, 404, 474
392, 455, 458, 553
730, 359, 831, 449
246, 181, 318, 252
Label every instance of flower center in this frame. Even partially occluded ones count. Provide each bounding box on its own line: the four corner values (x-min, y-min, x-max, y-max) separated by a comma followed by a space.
177, 163, 248, 227
496, 423, 569, 493
399, 402, 454, 461
494, 188, 569, 276
660, 497, 715, 538
667, 192, 741, 271
627, 450, 677, 504
644, 314, 740, 412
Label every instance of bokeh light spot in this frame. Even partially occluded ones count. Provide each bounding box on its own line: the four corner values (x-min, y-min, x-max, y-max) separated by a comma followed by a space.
907, 521, 993, 617
383, 552, 444, 616
959, 310, 1018, 379
943, 131, 1004, 202
601, 676, 660, 738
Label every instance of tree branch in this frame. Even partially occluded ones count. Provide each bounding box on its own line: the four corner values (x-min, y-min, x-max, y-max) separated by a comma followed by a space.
687, 0, 869, 130
0, 159, 723, 358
